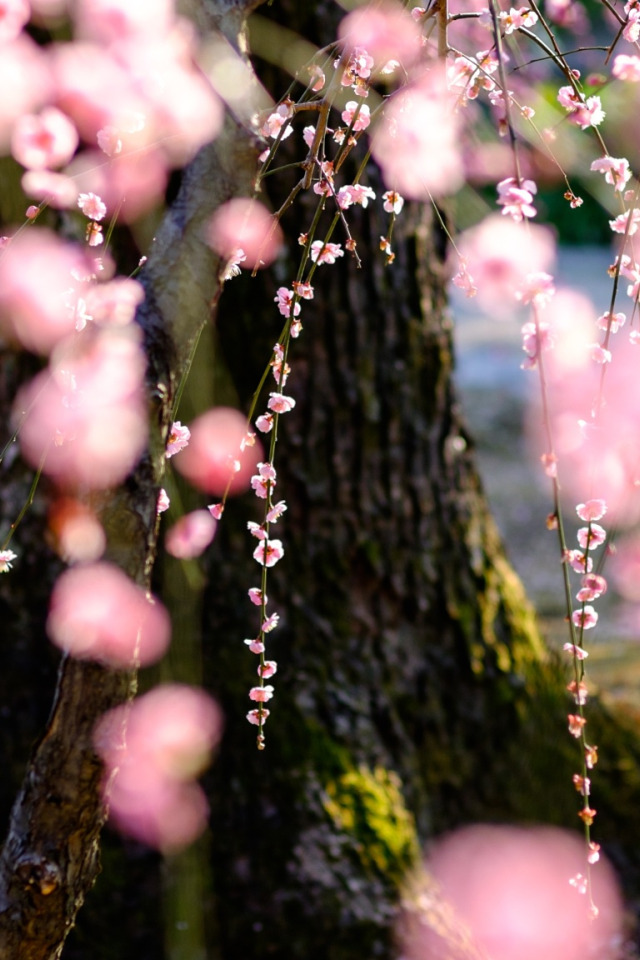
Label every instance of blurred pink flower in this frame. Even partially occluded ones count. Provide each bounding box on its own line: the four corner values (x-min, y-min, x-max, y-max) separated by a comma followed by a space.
454, 214, 555, 311
0, 229, 91, 353
72, 0, 174, 43
0, 36, 51, 151
338, 2, 422, 75
84, 276, 144, 326
21, 170, 78, 208
94, 684, 222, 851
371, 66, 463, 199
47, 561, 170, 666
207, 198, 283, 271
0, 0, 30, 43
48, 497, 106, 563
11, 106, 79, 170
165, 509, 217, 559
174, 407, 260, 496
400, 825, 621, 960
17, 326, 148, 489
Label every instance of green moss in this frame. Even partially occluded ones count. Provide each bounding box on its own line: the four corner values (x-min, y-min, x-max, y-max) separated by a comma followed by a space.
322, 765, 420, 887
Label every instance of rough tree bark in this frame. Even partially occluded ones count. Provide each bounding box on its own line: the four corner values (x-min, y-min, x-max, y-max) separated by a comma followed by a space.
1, 2, 640, 960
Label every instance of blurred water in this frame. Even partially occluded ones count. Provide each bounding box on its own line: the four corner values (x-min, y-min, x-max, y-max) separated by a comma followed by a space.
451, 245, 640, 708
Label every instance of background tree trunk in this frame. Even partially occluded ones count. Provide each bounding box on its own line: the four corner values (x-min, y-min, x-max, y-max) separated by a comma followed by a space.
1, 2, 640, 959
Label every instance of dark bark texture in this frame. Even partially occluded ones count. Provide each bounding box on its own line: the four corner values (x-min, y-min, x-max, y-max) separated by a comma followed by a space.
1, 2, 640, 960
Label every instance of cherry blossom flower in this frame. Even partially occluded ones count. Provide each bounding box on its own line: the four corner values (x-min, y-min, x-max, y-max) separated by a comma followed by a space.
77, 191, 107, 221
578, 806, 596, 826
382, 190, 404, 215
609, 209, 640, 236
18, 327, 148, 488
166, 421, 191, 458
174, 407, 260, 496
253, 538, 284, 567
260, 102, 293, 140
165, 510, 216, 560
258, 661, 277, 679
613, 54, 640, 81
249, 685, 274, 702
274, 287, 301, 318
247, 521, 267, 539
208, 198, 282, 270
371, 66, 463, 199
563, 642, 588, 659
256, 412, 274, 433
247, 708, 269, 725
585, 744, 598, 768
496, 177, 537, 221
266, 500, 287, 522
11, 107, 79, 171
588, 842, 601, 864
21, 170, 78, 209
267, 392, 296, 414
499, 6, 538, 32
590, 156, 631, 192
567, 713, 587, 737
404, 826, 622, 960
84, 277, 145, 327
576, 523, 606, 550
624, 4, 640, 42
248, 587, 265, 606
0, 549, 17, 572
572, 774, 590, 795
337, 184, 376, 209
47, 561, 170, 667
208, 503, 224, 520
262, 612, 279, 632
308, 64, 325, 92
572, 606, 598, 630
596, 312, 625, 334
93, 684, 221, 852
310, 241, 344, 264
157, 488, 170, 514
48, 497, 106, 563
567, 680, 588, 705
338, 4, 421, 75
341, 101, 371, 131
244, 638, 265, 655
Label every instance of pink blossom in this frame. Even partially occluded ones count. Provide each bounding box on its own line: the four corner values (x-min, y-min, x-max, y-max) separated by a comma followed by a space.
208, 198, 282, 270
0, 36, 51, 151
93, 684, 221, 852
455, 215, 555, 310
166, 421, 191, 458
0, 0, 30, 41
404, 826, 622, 960
268, 392, 296, 414
613, 54, 640, 81
0, 229, 92, 354
77, 191, 107, 221
576, 499, 606, 521
262, 612, 279, 633
609, 209, 640, 236
11, 107, 78, 171
371, 66, 463, 199
302, 124, 316, 149
260, 102, 293, 140
165, 510, 216, 560
274, 287, 301, 318
47, 561, 170, 667
568, 713, 587, 737
247, 521, 267, 539
253, 538, 284, 567
18, 327, 148, 488
249, 685, 274, 703
338, 4, 421, 75
596, 312, 625, 334
310, 241, 344, 265
571, 96, 605, 129
246, 708, 270, 725
157, 488, 170, 514
590, 156, 631, 192
496, 177, 537, 221
577, 523, 606, 549
248, 587, 265, 606
208, 502, 224, 520
520, 320, 554, 369
266, 500, 287, 523
337, 184, 376, 209
255, 412, 274, 433
382, 190, 404, 214
572, 606, 598, 630
589, 343, 611, 364
72, 0, 174, 43
174, 407, 260, 496
84, 277, 145, 327
292, 280, 314, 299
308, 65, 325, 92
0, 549, 17, 572
244, 638, 265, 655
499, 6, 538, 32
624, 6, 640, 42
48, 497, 106, 563
564, 642, 589, 659
21, 170, 78, 209
341, 101, 371, 131
567, 680, 588, 705
258, 661, 277, 679
564, 550, 593, 574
